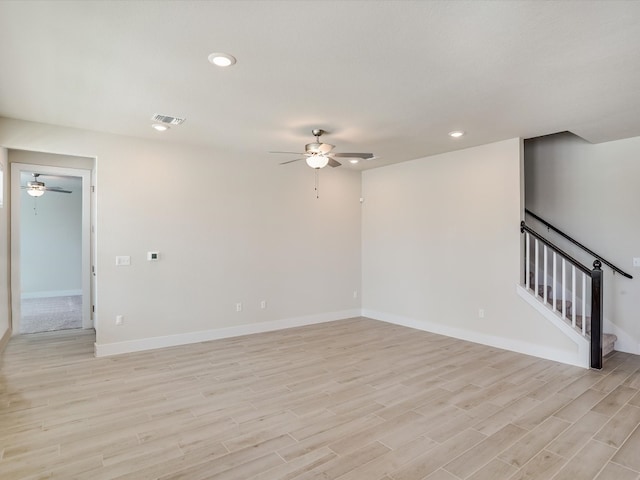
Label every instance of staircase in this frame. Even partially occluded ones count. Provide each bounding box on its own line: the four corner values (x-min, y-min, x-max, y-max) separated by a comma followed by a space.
527, 272, 617, 357
521, 211, 633, 369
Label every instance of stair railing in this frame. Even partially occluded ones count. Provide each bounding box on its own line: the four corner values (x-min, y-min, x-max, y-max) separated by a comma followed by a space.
520, 222, 604, 369
525, 209, 633, 279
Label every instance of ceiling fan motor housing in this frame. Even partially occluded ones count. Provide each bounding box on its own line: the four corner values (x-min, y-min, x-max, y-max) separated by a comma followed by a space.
305, 142, 334, 154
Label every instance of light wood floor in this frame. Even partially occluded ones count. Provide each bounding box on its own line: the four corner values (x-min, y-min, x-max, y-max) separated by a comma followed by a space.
1, 317, 640, 480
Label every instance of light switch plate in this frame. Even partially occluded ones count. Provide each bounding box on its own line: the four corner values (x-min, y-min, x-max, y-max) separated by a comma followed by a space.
115, 256, 131, 266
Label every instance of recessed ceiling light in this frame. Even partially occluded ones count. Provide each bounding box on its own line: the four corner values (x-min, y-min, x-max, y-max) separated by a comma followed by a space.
152, 124, 169, 132
449, 130, 465, 138
349, 159, 359, 164
208, 52, 236, 67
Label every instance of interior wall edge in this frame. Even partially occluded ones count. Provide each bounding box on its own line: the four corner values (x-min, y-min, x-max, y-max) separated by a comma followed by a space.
0, 326, 10, 353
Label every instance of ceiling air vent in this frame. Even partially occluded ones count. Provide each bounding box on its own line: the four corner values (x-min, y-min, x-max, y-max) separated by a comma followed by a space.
151, 114, 185, 125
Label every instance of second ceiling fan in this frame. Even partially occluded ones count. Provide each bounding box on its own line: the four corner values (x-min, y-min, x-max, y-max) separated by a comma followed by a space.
272, 129, 374, 169
23, 173, 72, 197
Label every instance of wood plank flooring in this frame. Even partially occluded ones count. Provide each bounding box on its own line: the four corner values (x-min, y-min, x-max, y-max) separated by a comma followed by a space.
1, 317, 640, 479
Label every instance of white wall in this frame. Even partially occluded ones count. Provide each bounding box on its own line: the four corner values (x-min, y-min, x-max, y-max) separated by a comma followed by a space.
19, 176, 82, 296
362, 138, 579, 364
0, 117, 362, 354
0, 117, 587, 364
0, 147, 10, 348
525, 132, 640, 353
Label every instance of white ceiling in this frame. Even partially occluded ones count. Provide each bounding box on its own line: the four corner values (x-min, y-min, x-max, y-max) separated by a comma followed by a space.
1, 1, 640, 170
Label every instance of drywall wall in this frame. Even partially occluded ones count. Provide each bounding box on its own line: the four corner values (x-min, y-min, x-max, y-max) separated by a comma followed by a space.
525, 132, 640, 353
0, 117, 361, 354
0, 147, 10, 349
362, 138, 580, 364
19, 176, 82, 297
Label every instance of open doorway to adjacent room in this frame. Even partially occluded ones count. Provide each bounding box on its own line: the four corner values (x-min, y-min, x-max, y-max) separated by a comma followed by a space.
19, 171, 83, 333
10, 157, 94, 336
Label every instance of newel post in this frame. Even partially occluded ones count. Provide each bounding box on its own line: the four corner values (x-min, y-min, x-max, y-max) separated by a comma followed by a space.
590, 260, 603, 370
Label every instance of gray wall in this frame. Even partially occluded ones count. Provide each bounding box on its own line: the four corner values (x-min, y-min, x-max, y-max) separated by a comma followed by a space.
0, 117, 362, 352
19, 175, 82, 296
362, 138, 579, 364
2, 116, 616, 364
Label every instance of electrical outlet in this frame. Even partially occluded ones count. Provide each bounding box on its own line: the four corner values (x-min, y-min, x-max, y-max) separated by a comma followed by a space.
116, 315, 124, 326
260, 300, 266, 309
353, 290, 358, 299
236, 303, 242, 312
633, 257, 640, 267
478, 309, 485, 318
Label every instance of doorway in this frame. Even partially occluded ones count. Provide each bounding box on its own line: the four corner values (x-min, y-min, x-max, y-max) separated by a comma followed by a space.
11, 163, 93, 334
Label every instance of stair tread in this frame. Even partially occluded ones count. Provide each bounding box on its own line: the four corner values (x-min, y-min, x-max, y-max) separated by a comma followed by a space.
603, 333, 617, 356
524, 280, 617, 357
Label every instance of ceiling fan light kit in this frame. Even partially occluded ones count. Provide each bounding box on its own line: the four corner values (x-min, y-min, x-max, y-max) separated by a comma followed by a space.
306, 154, 329, 169
26, 181, 45, 197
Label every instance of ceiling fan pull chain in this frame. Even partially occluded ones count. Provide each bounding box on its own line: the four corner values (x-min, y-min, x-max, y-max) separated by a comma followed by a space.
315, 169, 319, 199
33, 197, 38, 216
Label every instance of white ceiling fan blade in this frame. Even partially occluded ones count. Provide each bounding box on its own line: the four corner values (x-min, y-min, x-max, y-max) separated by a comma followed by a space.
318, 143, 334, 154
269, 151, 306, 155
44, 187, 72, 194
305, 142, 335, 154
331, 152, 375, 159
327, 158, 342, 168
279, 158, 304, 165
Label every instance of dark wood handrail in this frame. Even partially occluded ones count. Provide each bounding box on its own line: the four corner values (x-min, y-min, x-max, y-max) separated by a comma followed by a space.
525, 209, 633, 279
521, 222, 592, 275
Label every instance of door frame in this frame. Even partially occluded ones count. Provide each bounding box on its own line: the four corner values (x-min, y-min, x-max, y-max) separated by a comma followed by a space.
10, 163, 93, 333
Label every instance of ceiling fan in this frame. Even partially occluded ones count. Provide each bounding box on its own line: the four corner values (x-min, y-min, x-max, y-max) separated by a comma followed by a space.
271, 129, 374, 169
22, 173, 72, 197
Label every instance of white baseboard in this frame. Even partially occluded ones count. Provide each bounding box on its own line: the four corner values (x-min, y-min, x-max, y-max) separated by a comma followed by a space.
21, 289, 82, 299
603, 318, 640, 355
363, 304, 588, 369
94, 309, 362, 357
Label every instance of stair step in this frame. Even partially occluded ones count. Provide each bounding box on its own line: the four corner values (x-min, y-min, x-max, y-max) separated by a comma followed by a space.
571, 315, 590, 333
525, 285, 618, 357
604, 333, 617, 357
562, 315, 616, 355
528, 286, 573, 315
